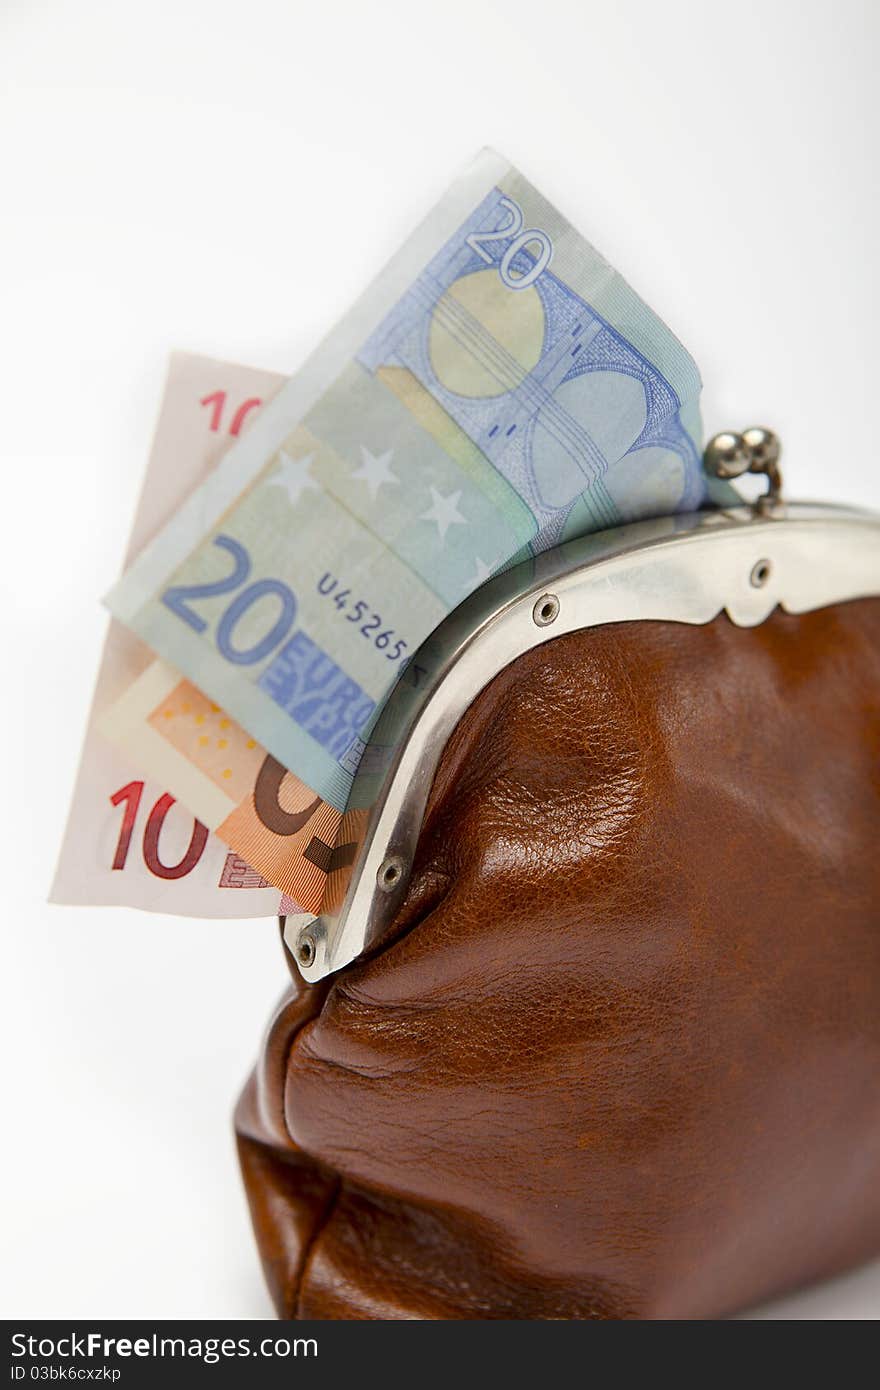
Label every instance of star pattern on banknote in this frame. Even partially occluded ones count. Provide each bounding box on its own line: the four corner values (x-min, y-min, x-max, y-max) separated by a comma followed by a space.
420, 486, 467, 543
267, 450, 318, 506
352, 445, 398, 500
466, 555, 495, 587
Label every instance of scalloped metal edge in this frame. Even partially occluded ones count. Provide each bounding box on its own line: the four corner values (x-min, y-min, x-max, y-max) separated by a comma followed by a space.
286, 502, 880, 981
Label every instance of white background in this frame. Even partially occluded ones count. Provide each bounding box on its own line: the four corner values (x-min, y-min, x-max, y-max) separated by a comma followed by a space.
1, 0, 878, 1320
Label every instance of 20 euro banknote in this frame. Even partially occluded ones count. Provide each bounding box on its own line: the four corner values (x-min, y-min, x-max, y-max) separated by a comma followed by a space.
107, 150, 710, 842
51, 352, 293, 917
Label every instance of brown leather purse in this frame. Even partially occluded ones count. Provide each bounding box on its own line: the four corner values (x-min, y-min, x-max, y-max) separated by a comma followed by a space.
235, 497, 880, 1319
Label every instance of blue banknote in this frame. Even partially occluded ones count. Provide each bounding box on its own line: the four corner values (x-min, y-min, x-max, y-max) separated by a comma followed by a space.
107, 151, 713, 819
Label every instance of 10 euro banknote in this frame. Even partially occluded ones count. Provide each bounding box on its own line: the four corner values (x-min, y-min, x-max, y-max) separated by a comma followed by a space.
106, 150, 713, 913
52, 353, 293, 917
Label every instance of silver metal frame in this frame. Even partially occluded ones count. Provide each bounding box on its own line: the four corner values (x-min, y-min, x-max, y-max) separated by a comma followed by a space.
286, 502, 880, 982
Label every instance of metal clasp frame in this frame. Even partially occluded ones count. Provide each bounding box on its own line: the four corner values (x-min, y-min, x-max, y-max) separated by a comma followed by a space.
285, 490, 879, 982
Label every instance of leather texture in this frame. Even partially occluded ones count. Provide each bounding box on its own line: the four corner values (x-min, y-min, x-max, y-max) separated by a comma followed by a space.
236, 598, 880, 1319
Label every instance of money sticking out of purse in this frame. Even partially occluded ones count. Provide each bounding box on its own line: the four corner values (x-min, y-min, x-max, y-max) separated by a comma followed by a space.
281, 428, 880, 983
240, 428, 880, 1319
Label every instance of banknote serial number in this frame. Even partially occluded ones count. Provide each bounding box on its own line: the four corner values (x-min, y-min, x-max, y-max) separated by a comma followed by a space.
316, 574, 408, 661
162, 536, 410, 670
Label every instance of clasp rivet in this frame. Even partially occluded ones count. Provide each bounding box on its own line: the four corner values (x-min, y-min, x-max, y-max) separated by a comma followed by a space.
377, 855, 406, 892
533, 593, 560, 627
297, 934, 316, 967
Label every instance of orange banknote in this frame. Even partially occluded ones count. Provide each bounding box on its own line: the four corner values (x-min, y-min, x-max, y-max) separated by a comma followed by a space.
100, 659, 368, 914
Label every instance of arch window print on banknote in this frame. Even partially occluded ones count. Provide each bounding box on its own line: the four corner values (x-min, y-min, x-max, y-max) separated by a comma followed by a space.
92, 149, 728, 923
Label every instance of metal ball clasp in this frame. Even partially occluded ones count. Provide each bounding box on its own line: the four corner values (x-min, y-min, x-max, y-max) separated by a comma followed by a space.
704, 426, 782, 510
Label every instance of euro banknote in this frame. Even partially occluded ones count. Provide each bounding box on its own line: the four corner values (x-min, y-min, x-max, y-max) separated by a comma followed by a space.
107, 150, 712, 895
98, 656, 364, 915
51, 352, 290, 917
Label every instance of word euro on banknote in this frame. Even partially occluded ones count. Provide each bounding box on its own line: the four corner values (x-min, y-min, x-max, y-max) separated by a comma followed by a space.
107, 150, 711, 887
52, 352, 293, 917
